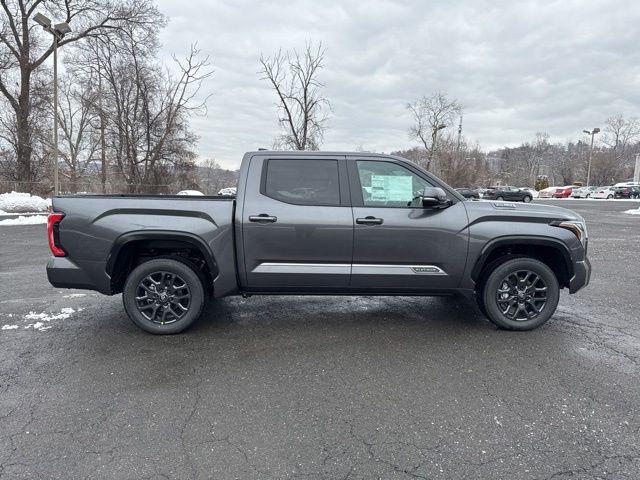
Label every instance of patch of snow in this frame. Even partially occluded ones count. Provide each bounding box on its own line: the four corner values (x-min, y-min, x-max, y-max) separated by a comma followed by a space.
2, 324, 19, 330
0, 191, 51, 213
623, 209, 640, 215
19, 307, 82, 331
0, 215, 48, 226
62, 293, 87, 298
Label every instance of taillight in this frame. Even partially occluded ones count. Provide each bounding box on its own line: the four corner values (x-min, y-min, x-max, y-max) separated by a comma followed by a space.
47, 213, 66, 257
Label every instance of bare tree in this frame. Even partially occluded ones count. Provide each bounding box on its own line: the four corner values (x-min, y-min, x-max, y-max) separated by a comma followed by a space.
55, 78, 100, 192
98, 40, 213, 193
407, 92, 462, 171
0, 0, 162, 191
259, 42, 330, 150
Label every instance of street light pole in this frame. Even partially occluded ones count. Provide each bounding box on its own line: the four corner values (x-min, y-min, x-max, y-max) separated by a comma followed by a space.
33, 13, 71, 196
583, 127, 600, 187
52, 34, 58, 195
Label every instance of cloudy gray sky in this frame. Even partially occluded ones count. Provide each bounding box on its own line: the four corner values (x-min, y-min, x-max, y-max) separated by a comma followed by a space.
155, 0, 640, 169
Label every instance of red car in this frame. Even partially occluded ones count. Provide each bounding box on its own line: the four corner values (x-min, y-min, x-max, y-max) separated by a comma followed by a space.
553, 186, 574, 198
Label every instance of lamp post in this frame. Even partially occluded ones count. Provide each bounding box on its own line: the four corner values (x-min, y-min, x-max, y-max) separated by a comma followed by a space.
582, 127, 600, 187
33, 13, 71, 196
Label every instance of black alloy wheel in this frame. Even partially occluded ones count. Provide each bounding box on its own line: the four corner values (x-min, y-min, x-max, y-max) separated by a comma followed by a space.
135, 271, 191, 325
495, 270, 547, 321
123, 258, 206, 334
480, 257, 559, 330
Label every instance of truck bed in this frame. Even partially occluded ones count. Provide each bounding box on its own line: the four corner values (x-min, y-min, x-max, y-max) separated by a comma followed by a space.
50, 195, 238, 297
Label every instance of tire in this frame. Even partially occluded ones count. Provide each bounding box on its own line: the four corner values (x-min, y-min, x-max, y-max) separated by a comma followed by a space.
496, 196, 504, 201
586, 194, 591, 198
123, 258, 206, 334
607, 194, 613, 199
523, 195, 532, 203
480, 257, 559, 331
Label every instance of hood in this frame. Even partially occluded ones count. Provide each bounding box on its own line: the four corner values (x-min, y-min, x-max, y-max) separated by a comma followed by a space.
463, 200, 583, 225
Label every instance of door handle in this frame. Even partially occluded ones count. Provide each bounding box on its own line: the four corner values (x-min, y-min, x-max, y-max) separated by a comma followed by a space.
248, 214, 277, 223
356, 216, 383, 225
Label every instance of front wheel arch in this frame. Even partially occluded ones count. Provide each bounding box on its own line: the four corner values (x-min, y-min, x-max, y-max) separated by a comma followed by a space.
472, 239, 572, 291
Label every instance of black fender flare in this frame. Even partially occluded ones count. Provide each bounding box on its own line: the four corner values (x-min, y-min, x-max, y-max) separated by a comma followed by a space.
471, 235, 573, 282
105, 230, 218, 281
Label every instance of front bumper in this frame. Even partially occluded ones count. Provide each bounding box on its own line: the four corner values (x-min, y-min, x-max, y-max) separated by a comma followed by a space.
569, 256, 591, 294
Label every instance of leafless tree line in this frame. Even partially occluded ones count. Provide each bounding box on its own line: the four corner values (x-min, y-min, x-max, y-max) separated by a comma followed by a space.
404, 92, 640, 188
0, 0, 213, 194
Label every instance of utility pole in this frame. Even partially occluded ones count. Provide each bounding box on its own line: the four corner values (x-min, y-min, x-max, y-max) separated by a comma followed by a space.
634, 153, 640, 183
33, 13, 72, 196
583, 127, 600, 187
456, 115, 463, 152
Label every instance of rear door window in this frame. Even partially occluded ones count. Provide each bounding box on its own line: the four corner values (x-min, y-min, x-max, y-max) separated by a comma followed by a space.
263, 159, 341, 206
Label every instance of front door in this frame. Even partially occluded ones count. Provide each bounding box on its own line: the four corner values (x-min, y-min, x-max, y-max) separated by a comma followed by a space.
349, 158, 469, 291
242, 156, 353, 289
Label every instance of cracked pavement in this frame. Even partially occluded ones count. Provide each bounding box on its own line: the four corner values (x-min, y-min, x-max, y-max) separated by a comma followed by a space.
1, 199, 639, 479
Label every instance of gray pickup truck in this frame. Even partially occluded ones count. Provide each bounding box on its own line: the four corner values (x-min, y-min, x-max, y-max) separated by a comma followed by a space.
47, 151, 590, 334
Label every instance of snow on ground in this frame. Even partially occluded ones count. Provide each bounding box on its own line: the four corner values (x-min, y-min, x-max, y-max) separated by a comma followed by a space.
623, 208, 640, 215
0, 215, 47, 226
1, 307, 83, 332
0, 191, 51, 213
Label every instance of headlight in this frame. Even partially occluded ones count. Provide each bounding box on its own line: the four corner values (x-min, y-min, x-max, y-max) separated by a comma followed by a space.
554, 220, 588, 247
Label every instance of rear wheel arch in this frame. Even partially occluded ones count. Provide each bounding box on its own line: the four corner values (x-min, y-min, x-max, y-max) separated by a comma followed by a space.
107, 231, 218, 294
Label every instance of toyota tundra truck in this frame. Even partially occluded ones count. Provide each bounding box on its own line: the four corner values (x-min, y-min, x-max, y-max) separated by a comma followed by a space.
46, 151, 591, 334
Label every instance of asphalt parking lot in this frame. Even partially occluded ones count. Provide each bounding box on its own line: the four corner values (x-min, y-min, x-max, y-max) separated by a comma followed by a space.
1, 199, 639, 479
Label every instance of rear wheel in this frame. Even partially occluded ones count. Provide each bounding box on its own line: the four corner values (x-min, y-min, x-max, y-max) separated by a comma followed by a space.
607, 194, 613, 199
496, 196, 504, 201
523, 195, 532, 203
480, 258, 559, 330
123, 258, 206, 334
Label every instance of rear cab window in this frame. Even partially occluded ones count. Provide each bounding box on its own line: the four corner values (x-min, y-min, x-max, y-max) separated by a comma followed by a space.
261, 159, 341, 206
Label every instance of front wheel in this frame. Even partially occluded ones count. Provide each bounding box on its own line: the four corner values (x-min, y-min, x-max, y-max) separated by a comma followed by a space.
607, 194, 613, 199
496, 196, 504, 201
123, 258, 206, 334
480, 258, 559, 330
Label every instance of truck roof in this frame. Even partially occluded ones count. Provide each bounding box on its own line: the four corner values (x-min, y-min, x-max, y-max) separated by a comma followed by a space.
245, 150, 401, 160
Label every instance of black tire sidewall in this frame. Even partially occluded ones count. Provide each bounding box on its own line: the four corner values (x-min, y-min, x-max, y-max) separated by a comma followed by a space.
523, 196, 532, 203
482, 258, 559, 330
123, 258, 205, 334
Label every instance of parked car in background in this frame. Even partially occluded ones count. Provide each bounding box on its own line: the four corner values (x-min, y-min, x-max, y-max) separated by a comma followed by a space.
482, 186, 533, 202
476, 188, 490, 198
176, 190, 205, 196
518, 187, 539, 198
614, 181, 640, 188
613, 185, 640, 199
553, 186, 574, 198
538, 187, 558, 198
571, 186, 598, 198
217, 187, 237, 196
455, 188, 480, 199
593, 186, 615, 199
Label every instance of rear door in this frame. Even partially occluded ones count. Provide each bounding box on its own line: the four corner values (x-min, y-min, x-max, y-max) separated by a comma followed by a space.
241, 155, 353, 289
349, 158, 469, 290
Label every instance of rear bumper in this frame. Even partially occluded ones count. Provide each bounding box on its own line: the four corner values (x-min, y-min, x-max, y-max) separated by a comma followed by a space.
47, 256, 107, 293
569, 256, 591, 294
